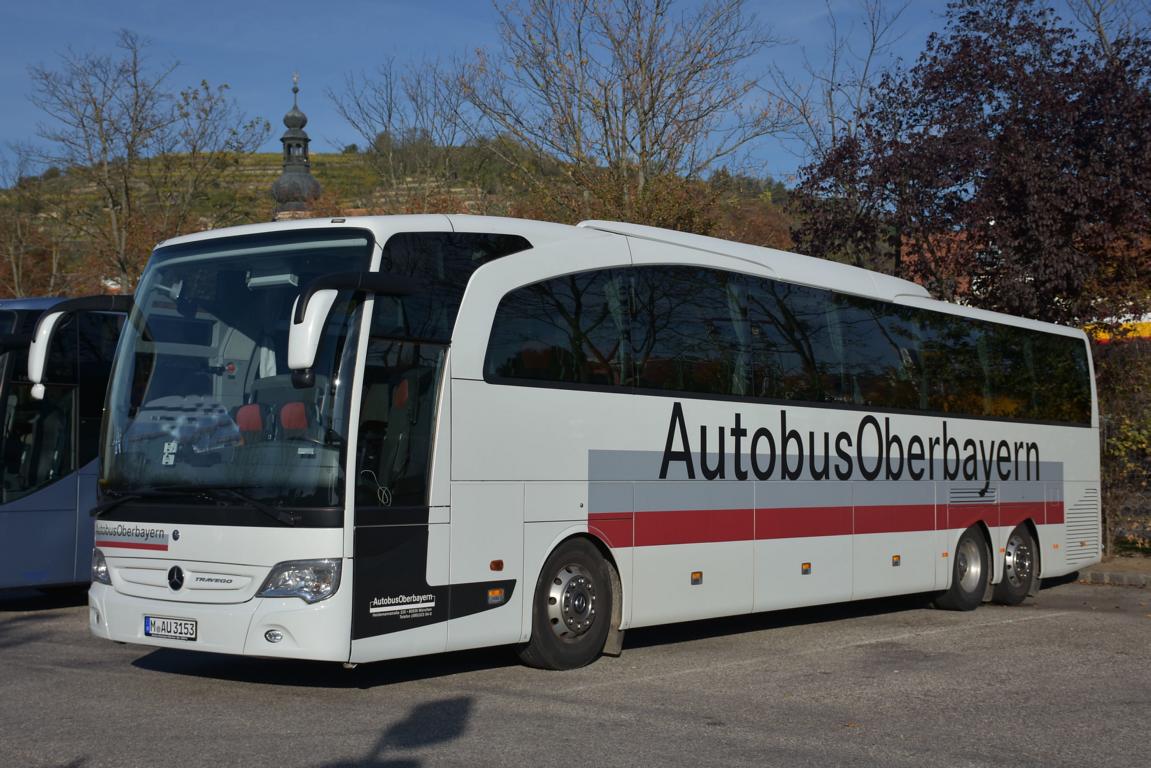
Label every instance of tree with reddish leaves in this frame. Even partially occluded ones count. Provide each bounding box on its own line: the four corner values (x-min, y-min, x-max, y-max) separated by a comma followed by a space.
793, 0, 1151, 326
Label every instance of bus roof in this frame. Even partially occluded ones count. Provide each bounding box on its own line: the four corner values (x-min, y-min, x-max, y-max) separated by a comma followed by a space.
578, 219, 931, 303
153, 214, 1082, 338
154, 214, 588, 251
0, 296, 74, 312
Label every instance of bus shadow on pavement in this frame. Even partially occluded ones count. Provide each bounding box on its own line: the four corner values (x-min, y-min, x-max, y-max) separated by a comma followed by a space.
128, 576, 1084, 686
0, 586, 88, 613
1041, 571, 1080, 589
624, 573, 1083, 652
131, 644, 519, 689
622, 592, 938, 652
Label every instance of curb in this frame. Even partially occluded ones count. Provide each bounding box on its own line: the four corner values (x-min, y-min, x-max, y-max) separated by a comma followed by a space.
1079, 571, 1150, 588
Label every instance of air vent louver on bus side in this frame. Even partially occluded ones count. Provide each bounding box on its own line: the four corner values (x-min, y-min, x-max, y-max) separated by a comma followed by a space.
1064, 488, 1101, 566
948, 487, 999, 505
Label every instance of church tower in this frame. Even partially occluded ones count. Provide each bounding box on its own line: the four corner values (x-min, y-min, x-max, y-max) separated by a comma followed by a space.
271, 74, 322, 218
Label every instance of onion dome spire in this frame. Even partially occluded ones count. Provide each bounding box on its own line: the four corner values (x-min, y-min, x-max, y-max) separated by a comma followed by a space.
271, 73, 322, 216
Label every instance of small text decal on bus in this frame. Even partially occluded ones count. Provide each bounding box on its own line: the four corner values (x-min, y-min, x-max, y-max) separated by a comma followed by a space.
94, 522, 170, 552
369, 593, 437, 621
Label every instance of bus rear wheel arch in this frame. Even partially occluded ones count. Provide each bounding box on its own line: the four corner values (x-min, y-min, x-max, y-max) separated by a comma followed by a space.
519, 536, 616, 670
936, 526, 991, 612
993, 523, 1039, 605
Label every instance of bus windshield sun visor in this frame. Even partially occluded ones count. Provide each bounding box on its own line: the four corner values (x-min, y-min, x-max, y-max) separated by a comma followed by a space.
293, 272, 418, 325
27, 294, 135, 399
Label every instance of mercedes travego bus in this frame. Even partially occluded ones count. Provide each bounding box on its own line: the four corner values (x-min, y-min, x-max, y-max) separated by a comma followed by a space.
30, 216, 1100, 670
1, 297, 124, 590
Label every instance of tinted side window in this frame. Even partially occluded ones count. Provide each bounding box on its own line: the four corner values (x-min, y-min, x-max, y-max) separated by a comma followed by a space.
45, 315, 78, 384
1031, 333, 1091, 424
1, 382, 75, 503
78, 312, 124, 465
375, 232, 531, 340
486, 269, 630, 386
632, 267, 753, 396
482, 263, 1091, 425
838, 297, 923, 410
919, 311, 986, 417
749, 279, 838, 402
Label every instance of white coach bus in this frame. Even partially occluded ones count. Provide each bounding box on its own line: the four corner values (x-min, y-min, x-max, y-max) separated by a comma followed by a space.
30, 215, 1100, 670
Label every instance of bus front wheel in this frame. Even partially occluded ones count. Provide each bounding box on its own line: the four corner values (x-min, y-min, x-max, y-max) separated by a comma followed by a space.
519, 538, 613, 670
935, 527, 989, 612
992, 525, 1038, 605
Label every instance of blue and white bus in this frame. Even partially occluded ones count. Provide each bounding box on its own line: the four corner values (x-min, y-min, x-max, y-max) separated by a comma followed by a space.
0, 297, 124, 590
30, 216, 1100, 668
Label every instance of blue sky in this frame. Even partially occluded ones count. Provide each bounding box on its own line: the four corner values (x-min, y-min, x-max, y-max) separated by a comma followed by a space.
0, 1, 979, 180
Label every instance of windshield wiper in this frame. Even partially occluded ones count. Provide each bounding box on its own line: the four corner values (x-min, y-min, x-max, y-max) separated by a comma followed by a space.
200, 488, 299, 527
92, 486, 299, 527
90, 488, 208, 518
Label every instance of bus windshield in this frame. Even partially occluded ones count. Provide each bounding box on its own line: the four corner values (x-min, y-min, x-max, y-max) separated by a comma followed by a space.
101, 229, 373, 509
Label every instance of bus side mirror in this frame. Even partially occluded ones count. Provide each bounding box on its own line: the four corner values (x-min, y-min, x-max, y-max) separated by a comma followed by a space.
288, 289, 340, 388
288, 272, 418, 388
27, 295, 134, 400
28, 310, 68, 400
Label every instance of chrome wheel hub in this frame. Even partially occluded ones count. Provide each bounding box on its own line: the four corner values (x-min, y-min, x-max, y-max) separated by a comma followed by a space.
547, 563, 598, 639
1004, 533, 1034, 588
956, 537, 983, 593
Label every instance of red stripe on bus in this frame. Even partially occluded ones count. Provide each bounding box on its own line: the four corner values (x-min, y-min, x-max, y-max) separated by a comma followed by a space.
589, 515, 634, 549
94, 540, 168, 551
755, 506, 852, 538
854, 504, 936, 535
947, 503, 998, 532
635, 508, 754, 546
591, 500, 1058, 549
1001, 501, 1047, 527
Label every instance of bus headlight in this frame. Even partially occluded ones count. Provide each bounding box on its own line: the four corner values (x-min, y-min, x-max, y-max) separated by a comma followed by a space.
256, 559, 341, 604
92, 548, 111, 585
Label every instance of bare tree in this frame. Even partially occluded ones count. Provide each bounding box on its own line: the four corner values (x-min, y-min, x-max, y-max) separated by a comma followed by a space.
27, 30, 268, 290
460, 0, 790, 223
769, 0, 909, 168
0, 153, 71, 298
330, 58, 472, 212
1067, 0, 1150, 57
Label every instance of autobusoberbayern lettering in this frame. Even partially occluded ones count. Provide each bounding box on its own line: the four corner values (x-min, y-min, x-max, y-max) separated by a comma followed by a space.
659, 402, 1040, 494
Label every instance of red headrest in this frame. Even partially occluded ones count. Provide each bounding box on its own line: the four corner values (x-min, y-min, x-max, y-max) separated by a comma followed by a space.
280, 401, 308, 431
393, 378, 409, 409
235, 404, 262, 433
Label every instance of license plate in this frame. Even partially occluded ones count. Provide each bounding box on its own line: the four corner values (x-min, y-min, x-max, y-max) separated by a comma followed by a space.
144, 615, 197, 641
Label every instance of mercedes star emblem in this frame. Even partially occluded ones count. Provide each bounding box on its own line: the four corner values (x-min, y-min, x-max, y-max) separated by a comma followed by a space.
167, 566, 184, 591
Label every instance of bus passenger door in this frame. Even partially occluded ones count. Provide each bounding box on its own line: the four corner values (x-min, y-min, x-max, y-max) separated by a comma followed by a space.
349, 337, 452, 662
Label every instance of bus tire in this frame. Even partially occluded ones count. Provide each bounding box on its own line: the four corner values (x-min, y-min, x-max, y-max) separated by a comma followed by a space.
993, 525, 1038, 605
935, 527, 989, 612
518, 538, 613, 670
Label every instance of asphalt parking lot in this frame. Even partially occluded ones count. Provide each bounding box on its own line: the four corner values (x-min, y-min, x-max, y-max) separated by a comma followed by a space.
1, 578, 1148, 768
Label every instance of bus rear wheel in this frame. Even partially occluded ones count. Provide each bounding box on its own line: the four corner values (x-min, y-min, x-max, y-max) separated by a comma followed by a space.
935, 527, 989, 612
519, 538, 613, 670
993, 525, 1037, 605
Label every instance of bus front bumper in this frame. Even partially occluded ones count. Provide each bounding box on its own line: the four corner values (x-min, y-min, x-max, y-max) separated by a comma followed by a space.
88, 582, 351, 662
